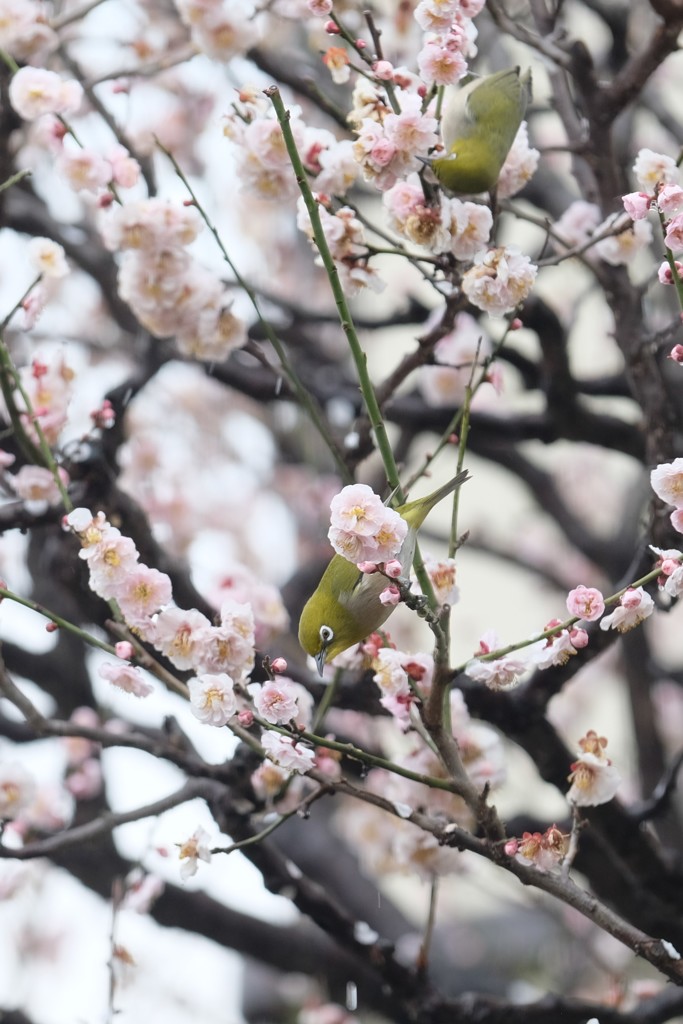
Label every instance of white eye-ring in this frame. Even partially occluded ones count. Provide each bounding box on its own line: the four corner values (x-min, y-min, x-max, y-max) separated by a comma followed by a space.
319, 625, 334, 644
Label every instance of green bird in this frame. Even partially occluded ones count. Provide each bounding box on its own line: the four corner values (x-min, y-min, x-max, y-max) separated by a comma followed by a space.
430, 67, 532, 195
298, 471, 469, 675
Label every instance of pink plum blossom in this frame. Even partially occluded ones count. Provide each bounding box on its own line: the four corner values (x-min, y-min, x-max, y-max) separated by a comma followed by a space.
260, 731, 315, 774
249, 679, 301, 725
12, 465, 68, 513
114, 566, 173, 628
657, 184, 683, 217
152, 606, 212, 669
379, 585, 401, 606
664, 214, 683, 253
622, 191, 651, 220
98, 661, 153, 698
566, 584, 605, 621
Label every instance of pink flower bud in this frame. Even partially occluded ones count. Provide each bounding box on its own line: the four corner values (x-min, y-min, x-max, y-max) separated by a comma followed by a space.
324, 19, 339, 33
356, 38, 366, 48
115, 641, 135, 660
357, 561, 379, 573
510, 317, 523, 330
238, 709, 254, 727
622, 191, 651, 220
669, 344, 683, 363
570, 627, 589, 648
271, 657, 287, 674
373, 60, 394, 81
384, 559, 402, 579
661, 557, 680, 575
504, 839, 519, 856
46, 621, 59, 632
379, 585, 401, 606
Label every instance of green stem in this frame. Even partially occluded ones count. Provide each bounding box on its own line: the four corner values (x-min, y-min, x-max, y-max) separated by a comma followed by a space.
266, 86, 402, 497
0, 586, 117, 656
157, 139, 351, 484
0, 168, 31, 195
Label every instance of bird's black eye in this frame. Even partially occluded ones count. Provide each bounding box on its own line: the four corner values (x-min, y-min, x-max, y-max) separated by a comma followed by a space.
319, 625, 334, 645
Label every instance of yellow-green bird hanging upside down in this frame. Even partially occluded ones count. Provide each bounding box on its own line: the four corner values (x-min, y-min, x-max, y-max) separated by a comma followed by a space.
298, 471, 469, 675
430, 67, 532, 195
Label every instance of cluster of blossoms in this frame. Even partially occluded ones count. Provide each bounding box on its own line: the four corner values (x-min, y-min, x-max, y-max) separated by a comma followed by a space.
352, 85, 439, 193
462, 246, 537, 317
337, 688, 504, 879
327, 483, 408, 566
414, 0, 482, 85
505, 824, 568, 871
383, 174, 492, 258
0, 0, 58, 60
297, 198, 385, 295
174, 0, 259, 62
8, 66, 82, 121
567, 730, 621, 806
419, 311, 494, 407
100, 198, 247, 361
622, 150, 683, 285
224, 87, 358, 202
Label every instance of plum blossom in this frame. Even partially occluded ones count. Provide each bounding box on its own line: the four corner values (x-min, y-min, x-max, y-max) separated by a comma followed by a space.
260, 731, 315, 774
622, 191, 651, 220
599, 588, 654, 633
56, 148, 112, 193
249, 679, 301, 725
462, 246, 537, 316
497, 123, 539, 199
328, 484, 408, 565
567, 731, 621, 806
178, 825, 212, 879
98, 661, 154, 698
383, 177, 450, 252
323, 46, 351, 85
566, 585, 605, 621
651, 458, 683, 507
554, 200, 601, 249
657, 184, 683, 217
633, 148, 678, 191
112, 566, 173, 629
424, 557, 459, 605
152, 606, 212, 669
12, 465, 68, 513
188, 673, 237, 726
9, 66, 82, 120
174, 0, 259, 61
506, 824, 568, 871
27, 237, 69, 278
650, 546, 683, 597
417, 39, 467, 86
443, 197, 492, 260
532, 622, 586, 669
594, 218, 653, 266
466, 630, 529, 690
420, 310, 492, 408
0, 762, 35, 818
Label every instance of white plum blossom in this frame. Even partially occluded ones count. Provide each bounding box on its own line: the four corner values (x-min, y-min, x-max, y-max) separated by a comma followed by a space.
599, 588, 654, 633
462, 246, 537, 316
497, 122, 540, 199
188, 673, 237, 726
328, 484, 408, 565
178, 825, 212, 879
633, 148, 679, 191
650, 459, 683, 508
9, 66, 82, 120
249, 679, 301, 725
567, 731, 621, 807
0, 762, 35, 819
27, 237, 69, 278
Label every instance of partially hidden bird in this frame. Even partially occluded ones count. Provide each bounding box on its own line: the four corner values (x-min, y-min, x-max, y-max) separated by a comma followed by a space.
430, 66, 532, 195
298, 471, 469, 675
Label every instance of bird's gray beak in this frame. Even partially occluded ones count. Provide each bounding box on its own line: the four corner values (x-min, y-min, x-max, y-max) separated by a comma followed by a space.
315, 649, 327, 677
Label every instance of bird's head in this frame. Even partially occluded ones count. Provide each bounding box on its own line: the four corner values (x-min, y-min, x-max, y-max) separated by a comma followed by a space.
298, 593, 359, 676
